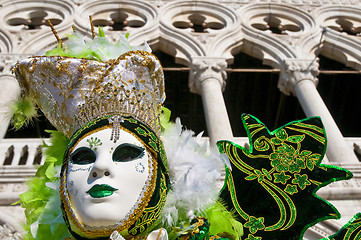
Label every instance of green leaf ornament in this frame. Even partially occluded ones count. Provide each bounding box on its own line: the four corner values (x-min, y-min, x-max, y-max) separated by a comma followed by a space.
217, 114, 353, 240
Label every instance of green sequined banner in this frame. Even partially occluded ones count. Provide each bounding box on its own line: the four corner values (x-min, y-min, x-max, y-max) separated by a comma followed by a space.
217, 114, 353, 240
324, 213, 361, 240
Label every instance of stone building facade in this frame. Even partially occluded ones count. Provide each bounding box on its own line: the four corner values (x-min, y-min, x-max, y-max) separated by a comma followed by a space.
0, 0, 360, 239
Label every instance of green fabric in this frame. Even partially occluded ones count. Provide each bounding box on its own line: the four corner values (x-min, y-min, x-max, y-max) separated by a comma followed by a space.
217, 114, 352, 240
323, 213, 361, 240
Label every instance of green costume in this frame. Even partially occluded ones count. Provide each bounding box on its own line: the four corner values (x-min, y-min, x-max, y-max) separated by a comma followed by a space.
12, 24, 361, 240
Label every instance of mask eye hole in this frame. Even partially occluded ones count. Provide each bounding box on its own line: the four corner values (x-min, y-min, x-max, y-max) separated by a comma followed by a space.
112, 144, 145, 162
70, 147, 96, 165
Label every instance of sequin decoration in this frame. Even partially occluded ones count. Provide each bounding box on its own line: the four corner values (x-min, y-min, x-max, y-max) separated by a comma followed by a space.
217, 114, 353, 240
14, 51, 165, 138
326, 213, 361, 239
109, 115, 124, 143
135, 162, 145, 173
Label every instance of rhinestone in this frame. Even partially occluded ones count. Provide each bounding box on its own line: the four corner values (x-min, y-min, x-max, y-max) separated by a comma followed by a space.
135, 163, 145, 173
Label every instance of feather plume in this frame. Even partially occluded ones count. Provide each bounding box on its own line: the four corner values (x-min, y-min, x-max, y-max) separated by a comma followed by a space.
19, 130, 71, 239
45, 26, 151, 62
204, 201, 243, 240
160, 118, 226, 227
10, 96, 37, 130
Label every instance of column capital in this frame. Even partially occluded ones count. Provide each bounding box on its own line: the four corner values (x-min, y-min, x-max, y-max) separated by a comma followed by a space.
278, 58, 319, 95
189, 57, 228, 95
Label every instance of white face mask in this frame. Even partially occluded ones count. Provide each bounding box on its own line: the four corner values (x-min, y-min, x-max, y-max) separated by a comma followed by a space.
66, 127, 151, 227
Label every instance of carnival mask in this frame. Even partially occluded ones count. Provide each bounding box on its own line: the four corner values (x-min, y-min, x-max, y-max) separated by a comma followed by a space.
66, 127, 152, 227
59, 117, 169, 238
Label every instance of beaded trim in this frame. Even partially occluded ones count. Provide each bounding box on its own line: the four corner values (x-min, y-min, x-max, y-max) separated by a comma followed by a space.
109, 115, 124, 143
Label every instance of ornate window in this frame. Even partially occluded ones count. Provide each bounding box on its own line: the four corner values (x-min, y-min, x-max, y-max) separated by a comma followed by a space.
239, 4, 314, 37
6, 10, 62, 30
251, 15, 301, 35
327, 18, 361, 36
172, 12, 224, 33
92, 11, 146, 31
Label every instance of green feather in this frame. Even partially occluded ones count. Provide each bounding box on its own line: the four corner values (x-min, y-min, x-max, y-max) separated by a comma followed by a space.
44, 25, 148, 62
45, 43, 65, 57
42, 130, 69, 164
11, 97, 37, 130
98, 26, 105, 37
19, 130, 71, 239
204, 201, 243, 240
160, 107, 173, 132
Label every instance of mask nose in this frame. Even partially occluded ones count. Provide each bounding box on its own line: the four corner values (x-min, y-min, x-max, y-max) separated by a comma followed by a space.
91, 170, 110, 178
90, 152, 112, 178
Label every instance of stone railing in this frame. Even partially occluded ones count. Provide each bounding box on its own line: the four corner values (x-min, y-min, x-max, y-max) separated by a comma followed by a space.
0, 137, 360, 175
0, 137, 360, 239
0, 139, 46, 183
0, 137, 360, 202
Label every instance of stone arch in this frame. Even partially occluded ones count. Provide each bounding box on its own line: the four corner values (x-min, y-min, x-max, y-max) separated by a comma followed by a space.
0, 29, 12, 53
74, 0, 159, 47
158, 0, 239, 66
233, 3, 317, 68
314, 5, 361, 70
1, 0, 75, 53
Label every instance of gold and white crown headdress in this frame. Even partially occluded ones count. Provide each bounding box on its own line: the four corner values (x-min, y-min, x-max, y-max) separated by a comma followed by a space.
14, 50, 165, 137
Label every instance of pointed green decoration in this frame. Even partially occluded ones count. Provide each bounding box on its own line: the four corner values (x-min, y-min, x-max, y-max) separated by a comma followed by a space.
323, 213, 361, 240
45, 42, 65, 57
160, 107, 172, 131
11, 96, 37, 130
98, 26, 105, 37
44, 24, 150, 62
217, 114, 353, 240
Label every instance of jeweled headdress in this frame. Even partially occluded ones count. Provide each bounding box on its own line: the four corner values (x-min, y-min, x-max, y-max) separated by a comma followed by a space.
14, 51, 165, 138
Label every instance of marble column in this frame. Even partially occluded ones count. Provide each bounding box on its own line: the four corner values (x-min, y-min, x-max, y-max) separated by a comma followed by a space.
279, 58, 358, 163
0, 55, 22, 138
0, 74, 20, 138
189, 57, 233, 147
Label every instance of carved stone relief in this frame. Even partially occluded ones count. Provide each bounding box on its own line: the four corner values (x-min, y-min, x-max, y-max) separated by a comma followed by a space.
278, 58, 319, 95
189, 58, 228, 94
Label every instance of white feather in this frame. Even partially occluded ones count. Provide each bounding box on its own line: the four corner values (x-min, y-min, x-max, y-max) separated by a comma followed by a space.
160, 118, 226, 226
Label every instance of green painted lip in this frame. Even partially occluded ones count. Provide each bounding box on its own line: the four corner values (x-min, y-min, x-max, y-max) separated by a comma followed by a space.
87, 184, 118, 198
